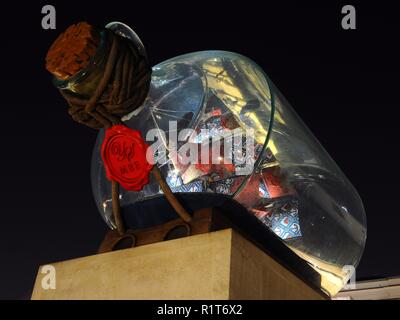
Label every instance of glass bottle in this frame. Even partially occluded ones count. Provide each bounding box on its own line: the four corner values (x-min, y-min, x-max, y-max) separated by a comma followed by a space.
55, 22, 366, 297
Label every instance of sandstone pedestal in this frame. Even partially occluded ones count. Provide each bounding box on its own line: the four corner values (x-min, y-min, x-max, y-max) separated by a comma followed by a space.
31, 229, 325, 300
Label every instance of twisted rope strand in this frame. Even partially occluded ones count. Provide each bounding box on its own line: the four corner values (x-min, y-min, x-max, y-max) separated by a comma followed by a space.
62, 30, 151, 129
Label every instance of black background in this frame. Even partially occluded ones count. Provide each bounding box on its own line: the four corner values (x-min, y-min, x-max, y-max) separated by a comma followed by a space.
0, 1, 399, 299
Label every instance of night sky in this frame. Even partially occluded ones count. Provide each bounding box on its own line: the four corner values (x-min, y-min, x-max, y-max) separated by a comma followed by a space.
0, 1, 399, 299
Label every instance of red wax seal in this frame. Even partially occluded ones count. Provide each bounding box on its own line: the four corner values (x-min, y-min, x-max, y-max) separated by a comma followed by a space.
101, 125, 153, 191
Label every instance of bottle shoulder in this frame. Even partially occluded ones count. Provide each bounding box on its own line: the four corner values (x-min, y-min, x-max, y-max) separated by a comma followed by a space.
157, 50, 256, 66
123, 50, 272, 131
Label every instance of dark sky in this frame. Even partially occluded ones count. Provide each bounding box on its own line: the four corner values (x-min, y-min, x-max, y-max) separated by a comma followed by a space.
0, 1, 399, 299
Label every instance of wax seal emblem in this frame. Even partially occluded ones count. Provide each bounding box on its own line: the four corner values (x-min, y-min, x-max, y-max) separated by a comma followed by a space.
101, 125, 153, 191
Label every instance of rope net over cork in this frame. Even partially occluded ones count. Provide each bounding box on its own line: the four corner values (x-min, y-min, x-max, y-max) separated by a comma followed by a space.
45, 21, 152, 129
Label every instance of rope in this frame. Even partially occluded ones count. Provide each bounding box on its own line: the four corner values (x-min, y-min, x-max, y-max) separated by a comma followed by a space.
61, 30, 151, 130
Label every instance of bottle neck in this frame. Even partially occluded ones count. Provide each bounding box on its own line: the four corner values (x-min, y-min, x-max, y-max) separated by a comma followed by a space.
53, 30, 110, 98
49, 26, 152, 129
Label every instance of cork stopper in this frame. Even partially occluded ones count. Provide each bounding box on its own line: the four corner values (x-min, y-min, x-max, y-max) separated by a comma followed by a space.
45, 22, 100, 80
